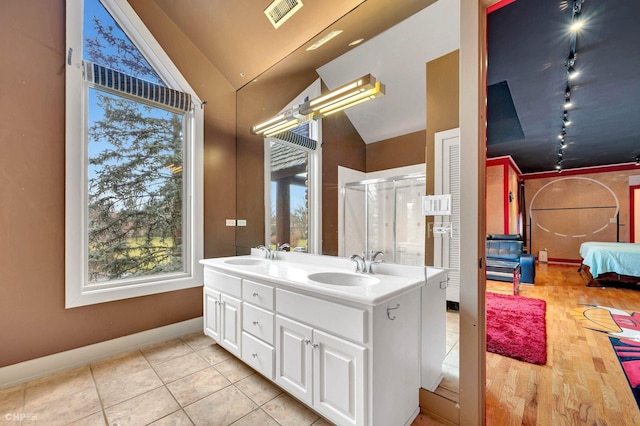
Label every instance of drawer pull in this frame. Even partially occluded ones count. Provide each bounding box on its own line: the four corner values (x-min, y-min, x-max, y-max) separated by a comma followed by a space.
252, 353, 258, 358
252, 321, 259, 326
252, 292, 259, 297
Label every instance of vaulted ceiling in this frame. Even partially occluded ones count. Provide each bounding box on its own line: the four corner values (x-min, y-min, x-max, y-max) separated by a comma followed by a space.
146, 0, 640, 174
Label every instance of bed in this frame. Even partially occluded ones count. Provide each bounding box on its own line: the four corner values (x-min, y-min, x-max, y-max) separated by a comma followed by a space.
579, 242, 640, 286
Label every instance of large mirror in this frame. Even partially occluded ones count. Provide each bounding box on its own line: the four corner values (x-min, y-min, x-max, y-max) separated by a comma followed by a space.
235, 0, 459, 258
234, 0, 462, 404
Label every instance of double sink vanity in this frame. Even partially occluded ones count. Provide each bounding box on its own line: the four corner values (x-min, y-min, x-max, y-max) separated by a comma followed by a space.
200, 250, 447, 426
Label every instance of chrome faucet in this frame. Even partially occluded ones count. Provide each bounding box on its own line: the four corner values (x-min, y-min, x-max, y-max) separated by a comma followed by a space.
277, 243, 290, 252
350, 254, 366, 273
365, 250, 385, 274
257, 245, 273, 259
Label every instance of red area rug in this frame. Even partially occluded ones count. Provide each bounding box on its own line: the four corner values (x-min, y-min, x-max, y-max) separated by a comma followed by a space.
486, 292, 547, 365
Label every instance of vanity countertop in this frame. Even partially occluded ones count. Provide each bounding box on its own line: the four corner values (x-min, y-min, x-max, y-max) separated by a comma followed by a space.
200, 251, 446, 306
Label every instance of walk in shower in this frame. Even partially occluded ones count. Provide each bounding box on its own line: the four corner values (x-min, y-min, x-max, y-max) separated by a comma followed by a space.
340, 173, 426, 266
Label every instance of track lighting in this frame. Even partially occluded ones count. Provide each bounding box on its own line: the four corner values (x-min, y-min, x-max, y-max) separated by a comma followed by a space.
552, 0, 585, 171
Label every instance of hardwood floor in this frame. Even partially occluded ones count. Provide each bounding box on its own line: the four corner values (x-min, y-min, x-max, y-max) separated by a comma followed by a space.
486, 263, 640, 425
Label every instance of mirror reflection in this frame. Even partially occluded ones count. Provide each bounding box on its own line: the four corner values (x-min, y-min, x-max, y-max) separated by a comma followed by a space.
235, 0, 461, 405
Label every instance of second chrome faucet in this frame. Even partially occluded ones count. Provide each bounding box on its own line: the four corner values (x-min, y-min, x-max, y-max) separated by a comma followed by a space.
350, 250, 384, 274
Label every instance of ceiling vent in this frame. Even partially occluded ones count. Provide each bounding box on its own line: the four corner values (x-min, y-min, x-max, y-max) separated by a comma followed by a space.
264, 0, 303, 29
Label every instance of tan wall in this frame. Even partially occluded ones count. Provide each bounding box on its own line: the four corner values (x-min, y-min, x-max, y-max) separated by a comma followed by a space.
366, 130, 426, 172
129, 1, 238, 259
321, 109, 367, 256
0, 0, 236, 368
486, 165, 505, 234
525, 169, 639, 261
426, 50, 460, 264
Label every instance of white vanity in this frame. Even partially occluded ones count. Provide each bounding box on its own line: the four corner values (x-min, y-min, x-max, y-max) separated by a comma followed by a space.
200, 251, 447, 426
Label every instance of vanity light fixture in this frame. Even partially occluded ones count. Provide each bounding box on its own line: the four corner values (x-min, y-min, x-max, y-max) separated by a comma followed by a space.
251, 109, 299, 137
299, 74, 385, 119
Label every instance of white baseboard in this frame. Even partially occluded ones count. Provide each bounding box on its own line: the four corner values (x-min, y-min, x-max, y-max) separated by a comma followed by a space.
0, 317, 203, 390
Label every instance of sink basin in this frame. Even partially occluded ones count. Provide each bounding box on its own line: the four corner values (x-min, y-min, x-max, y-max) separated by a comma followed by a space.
307, 272, 379, 286
224, 258, 267, 266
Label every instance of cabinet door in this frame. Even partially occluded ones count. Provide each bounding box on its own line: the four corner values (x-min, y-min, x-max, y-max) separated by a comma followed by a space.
313, 329, 366, 426
204, 288, 221, 342
275, 315, 313, 405
220, 293, 242, 357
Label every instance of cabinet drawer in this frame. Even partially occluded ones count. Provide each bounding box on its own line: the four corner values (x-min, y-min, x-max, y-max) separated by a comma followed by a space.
276, 289, 366, 343
243, 302, 275, 344
204, 269, 241, 298
242, 332, 275, 380
242, 280, 274, 310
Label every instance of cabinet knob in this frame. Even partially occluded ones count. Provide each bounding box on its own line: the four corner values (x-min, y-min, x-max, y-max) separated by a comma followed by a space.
252, 353, 258, 358
252, 292, 259, 297
312, 343, 319, 349
304, 339, 311, 345
252, 321, 259, 326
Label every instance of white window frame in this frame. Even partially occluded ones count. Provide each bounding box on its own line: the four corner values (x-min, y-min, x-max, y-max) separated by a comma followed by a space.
65, 0, 203, 308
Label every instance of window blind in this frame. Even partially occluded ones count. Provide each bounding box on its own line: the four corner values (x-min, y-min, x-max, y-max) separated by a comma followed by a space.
83, 60, 192, 113
273, 127, 317, 150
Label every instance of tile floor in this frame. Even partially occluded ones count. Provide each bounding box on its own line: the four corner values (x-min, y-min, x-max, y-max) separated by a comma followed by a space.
0, 333, 335, 426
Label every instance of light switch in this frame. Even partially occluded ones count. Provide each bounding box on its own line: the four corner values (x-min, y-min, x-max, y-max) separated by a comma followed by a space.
225, 219, 236, 226
237, 219, 247, 226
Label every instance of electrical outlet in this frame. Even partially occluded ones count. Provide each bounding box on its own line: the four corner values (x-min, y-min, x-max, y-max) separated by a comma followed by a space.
237, 219, 247, 226
225, 219, 236, 226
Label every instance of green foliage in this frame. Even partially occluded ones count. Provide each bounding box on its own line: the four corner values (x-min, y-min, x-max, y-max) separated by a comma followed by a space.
86, 14, 183, 282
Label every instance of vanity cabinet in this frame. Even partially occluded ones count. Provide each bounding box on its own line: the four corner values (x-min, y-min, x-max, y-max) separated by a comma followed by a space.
275, 315, 366, 425
201, 257, 446, 426
240, 279, 276, 379
203, 271, 242, 358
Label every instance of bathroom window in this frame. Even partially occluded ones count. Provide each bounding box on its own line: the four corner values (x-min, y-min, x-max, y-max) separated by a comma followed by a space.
265, 121, 322, 254
65, 0, 203, 307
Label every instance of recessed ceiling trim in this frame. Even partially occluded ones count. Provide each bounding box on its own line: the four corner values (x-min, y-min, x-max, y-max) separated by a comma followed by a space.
264, 0, 304, 29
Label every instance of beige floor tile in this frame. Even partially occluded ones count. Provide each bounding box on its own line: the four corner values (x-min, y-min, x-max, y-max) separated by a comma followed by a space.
235, 374, 282, 406
167, 367, 231, 407
184, 386, 257, 426
142, 339, 194, 366
197, 344, 232, 366
0, 385, 24, 416
214, 358, 255, 383
262, 394, 320, 426
91, 350, 150, 384
105, 387, 180, 426
97, 367, 163, 408
68, 411, 107, 425
23, 366, 94, 409
154, 352, 210, 384
311, 418, 335, 426
182, 333, 216, 351
22, 386, 101, 426
230, 408, 279, 425
149, 409, 194, 425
